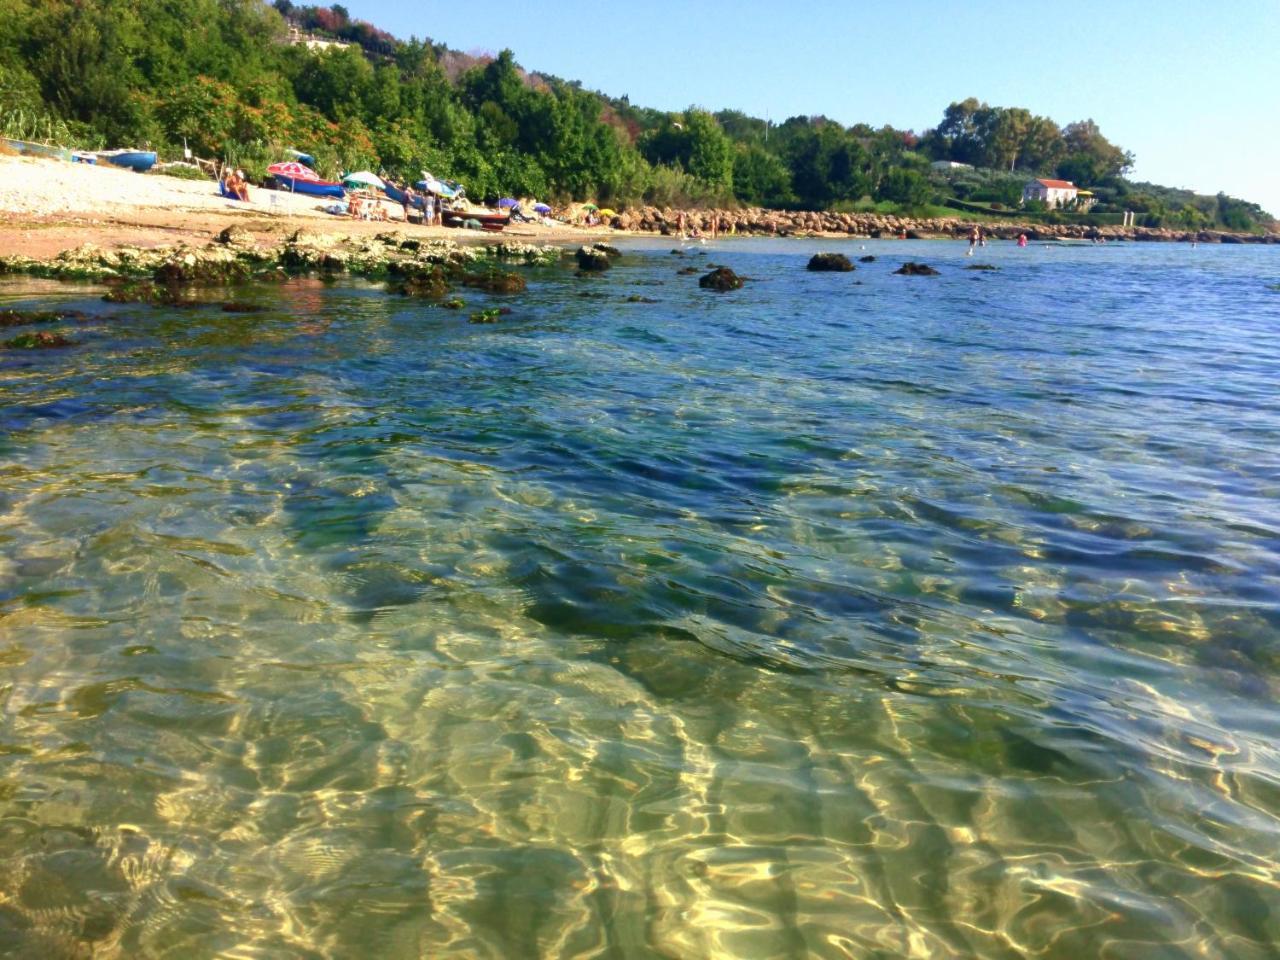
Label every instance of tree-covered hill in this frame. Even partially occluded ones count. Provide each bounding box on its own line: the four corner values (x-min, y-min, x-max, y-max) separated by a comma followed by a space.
0, 0, 1272, 231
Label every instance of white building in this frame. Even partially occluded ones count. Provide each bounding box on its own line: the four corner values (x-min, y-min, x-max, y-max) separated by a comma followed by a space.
284, 26, 349, 52
930, 160, 972, 171
1023, 178, 1079, 208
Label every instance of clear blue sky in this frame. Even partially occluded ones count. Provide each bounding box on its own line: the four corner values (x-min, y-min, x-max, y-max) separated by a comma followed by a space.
342, 0, 1280, 214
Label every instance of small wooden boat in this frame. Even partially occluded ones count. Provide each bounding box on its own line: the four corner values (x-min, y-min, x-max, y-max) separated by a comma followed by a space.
442, 210, 508, 232
96, 149, 158, 172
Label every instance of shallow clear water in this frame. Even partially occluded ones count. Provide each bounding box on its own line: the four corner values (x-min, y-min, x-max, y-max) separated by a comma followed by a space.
1, 238, 1279, 958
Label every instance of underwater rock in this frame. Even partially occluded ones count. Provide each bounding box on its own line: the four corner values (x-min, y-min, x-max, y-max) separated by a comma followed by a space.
0, 308, 89, 327
698, 266, 745, 291
894, 262, 940, 276
859, 255, 876, 262
625, 295, 658, 303
807, 252, 855, 272
5, 330, 74, 349
964, 263, 998, 270
463, 270, 527, 293
393, 266, 451, 298
221, 302, 266, 313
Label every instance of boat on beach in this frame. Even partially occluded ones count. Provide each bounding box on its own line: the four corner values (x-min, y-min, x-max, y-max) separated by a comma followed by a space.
266, 160, 345, 199
95, 149, 157, 172
3, 138, 72, 161
271, 174, 346, 199
442, 209, 508, 232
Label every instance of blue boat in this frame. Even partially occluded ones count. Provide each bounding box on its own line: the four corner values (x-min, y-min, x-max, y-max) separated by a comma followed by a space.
382, 182, 425, 209
272, 174, 345, 199
96, 149, 157, 172
3, 138, 72, 161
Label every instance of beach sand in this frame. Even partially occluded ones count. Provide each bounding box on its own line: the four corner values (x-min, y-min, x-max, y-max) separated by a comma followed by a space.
0, 154, 603, 258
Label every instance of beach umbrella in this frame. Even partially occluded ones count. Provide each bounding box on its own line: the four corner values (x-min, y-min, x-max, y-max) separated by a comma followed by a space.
267, 161, 321, 180
533, 203, 552, 214
598, 208, 617, 218
285, 148, 316, 167
497, 197, 518, 208
342, 170, 386, 190
582, 203, 598, 211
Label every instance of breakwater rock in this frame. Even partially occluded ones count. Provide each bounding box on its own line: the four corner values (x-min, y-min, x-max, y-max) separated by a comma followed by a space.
606, 206, 1279, 244
0, 233, 564, 295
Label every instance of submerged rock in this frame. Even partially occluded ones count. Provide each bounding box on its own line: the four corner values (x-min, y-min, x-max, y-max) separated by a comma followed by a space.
698, 266, 745, 291
0, 308, 89, 327
393, 266, 451, 298
894, 262, 940, 276
807, 252, 855, 272
965, 263, 998, 271
221, 302, 266, 313
859, 255, 876, 263
625, 295, 657, 303
463, 270, 527, 294
5, 330, 74, 349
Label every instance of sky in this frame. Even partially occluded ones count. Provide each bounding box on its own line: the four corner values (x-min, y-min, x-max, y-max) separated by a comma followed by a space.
341, 0, 1280, 214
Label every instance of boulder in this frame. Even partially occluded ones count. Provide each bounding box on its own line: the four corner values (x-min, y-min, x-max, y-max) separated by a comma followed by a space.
858, 255, 876, 263
807, 252, 855, 272
576, 245, 612, 271
894, 262, 940, 276
698, 266, 744, 291
215, 225, 253, 246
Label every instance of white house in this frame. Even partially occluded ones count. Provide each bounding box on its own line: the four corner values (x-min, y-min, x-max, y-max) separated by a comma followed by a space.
1023, 178, 1079, 208
284, 26, 350, 52
930, 160, 973, 172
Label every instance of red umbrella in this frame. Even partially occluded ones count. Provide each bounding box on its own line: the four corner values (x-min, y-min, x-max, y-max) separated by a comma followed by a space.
267, 161, 321, 180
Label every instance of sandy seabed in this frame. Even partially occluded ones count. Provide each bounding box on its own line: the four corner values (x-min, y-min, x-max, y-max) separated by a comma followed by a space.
0, 154, 601, 258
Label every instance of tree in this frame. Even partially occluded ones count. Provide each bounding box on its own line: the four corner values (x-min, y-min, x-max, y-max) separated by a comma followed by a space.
1057, 119, 1132, 184
732, 143, 792, 206
878, 168, 930, 207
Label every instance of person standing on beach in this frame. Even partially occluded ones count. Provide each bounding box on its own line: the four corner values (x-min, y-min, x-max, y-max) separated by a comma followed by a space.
401, 184, 415, 222
424, 194, 435, 228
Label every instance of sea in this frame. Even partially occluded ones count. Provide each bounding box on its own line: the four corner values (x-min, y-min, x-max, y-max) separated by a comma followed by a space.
1, 237, 1278, 959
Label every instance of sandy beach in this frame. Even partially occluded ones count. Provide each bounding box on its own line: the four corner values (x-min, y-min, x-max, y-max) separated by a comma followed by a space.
0, 154, 601, 258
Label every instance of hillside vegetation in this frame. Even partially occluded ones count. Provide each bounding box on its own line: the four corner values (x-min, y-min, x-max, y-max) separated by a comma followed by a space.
0, 0, 1271, 231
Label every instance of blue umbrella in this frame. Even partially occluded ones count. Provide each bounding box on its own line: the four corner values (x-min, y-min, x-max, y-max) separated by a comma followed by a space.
534, 203, 552, 214
498, 198, 518, 208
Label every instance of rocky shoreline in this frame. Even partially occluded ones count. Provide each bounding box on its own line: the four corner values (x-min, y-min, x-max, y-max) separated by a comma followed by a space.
608, 206, 1280, 244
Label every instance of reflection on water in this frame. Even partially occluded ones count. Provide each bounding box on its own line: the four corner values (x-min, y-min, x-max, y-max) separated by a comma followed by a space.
1, 240, 1279, 958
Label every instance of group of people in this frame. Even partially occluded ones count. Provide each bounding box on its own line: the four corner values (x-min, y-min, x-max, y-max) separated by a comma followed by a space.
347, 192, 389, 221
392, 184, 440, 226
967, 227, 1031, 252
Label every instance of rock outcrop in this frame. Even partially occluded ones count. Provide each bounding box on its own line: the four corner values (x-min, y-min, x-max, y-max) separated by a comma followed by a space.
807, 252, 855, 272
698, 267, 744, 291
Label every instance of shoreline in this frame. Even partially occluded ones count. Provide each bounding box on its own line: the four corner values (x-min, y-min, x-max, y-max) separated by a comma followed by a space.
0, 154, 1275, 264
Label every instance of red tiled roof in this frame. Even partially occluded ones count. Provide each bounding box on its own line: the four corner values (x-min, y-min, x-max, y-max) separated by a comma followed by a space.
1036, 179, 1077, 189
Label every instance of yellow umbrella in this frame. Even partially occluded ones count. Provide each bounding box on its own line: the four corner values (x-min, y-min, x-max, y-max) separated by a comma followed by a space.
598, 208, 617, 218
